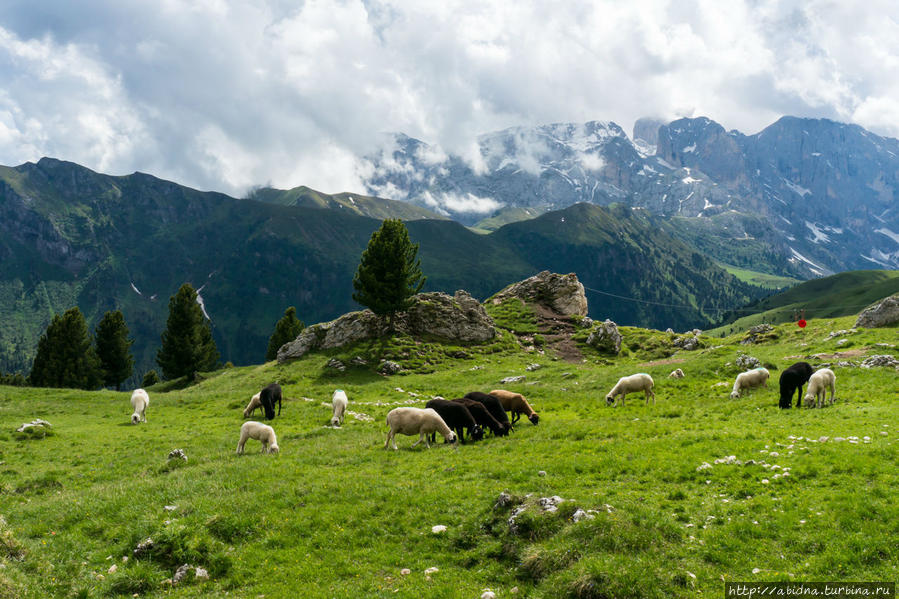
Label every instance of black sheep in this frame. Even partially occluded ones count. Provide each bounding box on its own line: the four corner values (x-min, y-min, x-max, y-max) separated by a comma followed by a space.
259, 383, 282, 420
452, 398, 505, 437
425, 399, 483, 444
463, 391, 511, 436
779, 362, 813, 409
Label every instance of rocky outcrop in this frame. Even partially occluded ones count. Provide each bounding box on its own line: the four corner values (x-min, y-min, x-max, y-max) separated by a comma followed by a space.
855, 294, 899, 328
490, 271, 587, 316
586, 319, 622, 354
277, 290, 495, 363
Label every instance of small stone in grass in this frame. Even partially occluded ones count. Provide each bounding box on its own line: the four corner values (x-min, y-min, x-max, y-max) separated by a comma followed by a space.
400, 569, 411, 576
431, 525, 447, 534
538, 470, 546, 477
482, 592, 497, 599
424, 567, 439, 576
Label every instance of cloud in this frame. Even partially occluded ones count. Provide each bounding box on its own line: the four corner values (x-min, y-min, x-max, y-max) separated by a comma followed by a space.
420, 190, 502, 215
0, 0, 897, 196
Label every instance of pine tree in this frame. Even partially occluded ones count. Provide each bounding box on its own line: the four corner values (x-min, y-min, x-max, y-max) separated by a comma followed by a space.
29, 307, 103, 389
94, 310, 134, 390
265, 306, 304, 361
156, 283, 220, 380
352, 219, 426, 324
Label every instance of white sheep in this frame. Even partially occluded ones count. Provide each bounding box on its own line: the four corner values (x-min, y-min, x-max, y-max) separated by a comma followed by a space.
243, 392, 262, 419
236, 421, 280, 454
730, 367, 770, 399
130, 389, 149, 424
331, 389, 348, 427
804, 368, 836, 408
605, 373, 655, 406
384, 407, 457, 450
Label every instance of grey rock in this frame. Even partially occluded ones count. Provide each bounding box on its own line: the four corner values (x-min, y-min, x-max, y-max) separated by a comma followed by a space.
673, 335, 699, 351
741, 324, 775, 345
501, 375, 526, 384
856, 294, 899, 328
490, 271, 588, 316
326, 358, 346, 372
278, 290, 495, 362
586, 319, 622, 354
494, 492, 513, 509
16, 419, 51, 433
668, 368, 685, 379
735, 354, 761, 370
167, 449, 187, 461
525, 363, 543, 372
580, 317, 594, 328
133, 538, 154, 558
378, 361, 401, 375
860, 355, 899, 369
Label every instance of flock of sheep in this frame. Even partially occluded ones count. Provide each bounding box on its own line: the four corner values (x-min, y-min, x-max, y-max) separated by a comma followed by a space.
124, 360, 837, 454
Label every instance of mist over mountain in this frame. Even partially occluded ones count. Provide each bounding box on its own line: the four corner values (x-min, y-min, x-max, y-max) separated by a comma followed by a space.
0, 158, 759, 379
361, 116, 899, 277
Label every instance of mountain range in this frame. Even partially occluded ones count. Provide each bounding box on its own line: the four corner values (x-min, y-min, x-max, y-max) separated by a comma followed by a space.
361, 116, 899, 278
0, 158, 759, 379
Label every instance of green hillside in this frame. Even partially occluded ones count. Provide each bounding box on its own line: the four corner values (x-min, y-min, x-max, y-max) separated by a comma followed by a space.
709, 270, 899, 336
471, 205, 546, 232
0, 161, 764, 381
247, 185, 446, 221
1, 310, 897, 597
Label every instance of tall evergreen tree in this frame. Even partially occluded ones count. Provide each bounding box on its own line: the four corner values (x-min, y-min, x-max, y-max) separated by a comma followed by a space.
29, 307, 102, 389
265, 306, 305, 361
352, 219, 426, 324
156, 283, 220, 380
94, 310, 134, 390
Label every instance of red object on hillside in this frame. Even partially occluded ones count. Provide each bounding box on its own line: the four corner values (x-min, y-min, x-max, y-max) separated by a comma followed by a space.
797, 319, 807, 328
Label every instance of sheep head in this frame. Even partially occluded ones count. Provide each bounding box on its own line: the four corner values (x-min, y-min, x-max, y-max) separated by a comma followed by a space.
470, 425, 484, 441
131, 414, 141, 424
605, 395, 615, 406
528, 413, 540, 425
268, 442, 280, 454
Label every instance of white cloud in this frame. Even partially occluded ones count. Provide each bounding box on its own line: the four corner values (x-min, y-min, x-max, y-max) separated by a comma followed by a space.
0, 1, 898, 196
421, 190, 502, 215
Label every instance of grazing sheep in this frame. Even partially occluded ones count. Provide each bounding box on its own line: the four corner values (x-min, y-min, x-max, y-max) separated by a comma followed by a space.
463, 392, 512, 435
730, 367, 770, 399
779, 362, 814, 409
426, 399, 484, 444
605, 373, 655, 406
384, 407, 456, 450
331, 389, 348, 427
236, 421, 279, 454
489, 389, 539, 425
804, 368, 836, 408
452, 398, 504, 438
243, 392, 263, 419
259, 383, 282, 420
130, 389, 149, 424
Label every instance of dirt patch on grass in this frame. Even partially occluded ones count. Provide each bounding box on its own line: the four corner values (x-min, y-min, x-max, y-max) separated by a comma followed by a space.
810, 349, 868, 360
533, 305, 584, 363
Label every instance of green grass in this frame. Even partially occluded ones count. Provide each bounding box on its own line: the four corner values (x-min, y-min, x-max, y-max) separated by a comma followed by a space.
1, 315, 897, 597
716, 262, 801, 290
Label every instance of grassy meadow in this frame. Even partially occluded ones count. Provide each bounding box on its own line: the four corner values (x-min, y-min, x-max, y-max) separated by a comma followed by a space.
0, 314, 897, 598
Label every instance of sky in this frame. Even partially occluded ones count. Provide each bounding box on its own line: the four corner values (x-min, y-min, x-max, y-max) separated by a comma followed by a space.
1, 0, 898, 198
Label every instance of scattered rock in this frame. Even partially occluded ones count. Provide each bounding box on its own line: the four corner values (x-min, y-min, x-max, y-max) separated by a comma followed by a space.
741, 324, 775, 345
495, 492, 513, 509
400, 568, 411, 576
15, 419, 52, 433
501, 375, 526, 384
378, 361, 401, 375
673, 335, 699, 351
855, 293, 899, 328
133, 538, 154, 558
108, 564, 117, 574
326, 358, 346, 372
482, 591, 497, 599
538, 496, 564, 512
860, 355, 899, 369
167, 449, 187, 461
173, 564, 192, 585
580, 317, 594, 328
424, 567, 439, 576
194, 567, 209, 581
735, 353, 761, 370
525, 363, 542, 371
586, 319, 622, 354
669, 368, 685, 379
537, 470, 546, 477
490, 271, 588, 316
572, 509, 595, 522
665, 328, 675, 334
349, 356, 368, 367
431, 525, 447, 534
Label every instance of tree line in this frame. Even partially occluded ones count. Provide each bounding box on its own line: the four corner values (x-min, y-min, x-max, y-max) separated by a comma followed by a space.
3, 219, 423, 390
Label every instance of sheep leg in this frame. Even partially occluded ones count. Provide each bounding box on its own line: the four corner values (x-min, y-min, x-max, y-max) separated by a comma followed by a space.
511, 412, 520, 424
384, 430, 395, 450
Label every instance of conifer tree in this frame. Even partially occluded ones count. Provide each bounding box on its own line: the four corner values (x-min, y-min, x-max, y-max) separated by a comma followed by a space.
265, 306, 304, 361
156, 283, 220, 380
94, 310, 134, 390
352, 219, 426, 324
29, 307, 102, 389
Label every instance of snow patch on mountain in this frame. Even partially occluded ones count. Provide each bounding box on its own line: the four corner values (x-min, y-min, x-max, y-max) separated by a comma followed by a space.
784, 180, 812, 196
875, 227, 899, 244
789, 248, 825, 275
805, 221, 831, 243
131, 282, 142, 296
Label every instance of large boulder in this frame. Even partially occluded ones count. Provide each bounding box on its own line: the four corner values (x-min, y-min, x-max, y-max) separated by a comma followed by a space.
586, 319, 622, 354
490, 271, 588, 316
277, 290, 495, 363
856, 294, 899, 328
